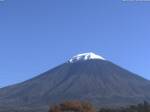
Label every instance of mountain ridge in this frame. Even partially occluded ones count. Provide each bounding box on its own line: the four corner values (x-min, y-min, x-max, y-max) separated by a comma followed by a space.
0, 57, 150, 112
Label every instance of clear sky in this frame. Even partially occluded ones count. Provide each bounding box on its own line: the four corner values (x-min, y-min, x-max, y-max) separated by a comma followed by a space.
0, 0, 150, 88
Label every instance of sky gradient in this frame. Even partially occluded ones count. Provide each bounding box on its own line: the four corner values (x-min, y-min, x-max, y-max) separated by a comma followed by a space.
0, 0, 150, 88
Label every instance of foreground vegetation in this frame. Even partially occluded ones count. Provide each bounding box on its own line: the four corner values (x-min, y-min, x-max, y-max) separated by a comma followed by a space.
49, 101, 96, 112
49, 101, 150, 112
99, 101, 150, 112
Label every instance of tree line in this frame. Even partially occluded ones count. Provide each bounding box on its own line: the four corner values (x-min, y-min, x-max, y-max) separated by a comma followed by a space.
49, 101, 150, 112
99, 101, 150, 112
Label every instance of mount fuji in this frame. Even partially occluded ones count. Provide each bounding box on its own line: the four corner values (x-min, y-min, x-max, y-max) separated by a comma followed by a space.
0, 52, 150, 112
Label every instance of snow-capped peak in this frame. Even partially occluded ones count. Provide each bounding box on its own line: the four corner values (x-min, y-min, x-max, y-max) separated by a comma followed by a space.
69, 52, 105, 63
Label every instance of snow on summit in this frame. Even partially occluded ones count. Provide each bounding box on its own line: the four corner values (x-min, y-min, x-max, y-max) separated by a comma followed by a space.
69, 52, 105, 63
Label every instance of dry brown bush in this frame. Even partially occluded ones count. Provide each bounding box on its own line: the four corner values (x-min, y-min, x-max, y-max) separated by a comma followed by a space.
49, 101, 96, 112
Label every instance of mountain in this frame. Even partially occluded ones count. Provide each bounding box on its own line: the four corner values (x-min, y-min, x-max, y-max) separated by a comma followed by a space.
0, 52, 150, 112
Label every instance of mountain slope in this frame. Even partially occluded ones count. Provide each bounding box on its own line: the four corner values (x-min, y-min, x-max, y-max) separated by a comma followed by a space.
0, 53, 150, 111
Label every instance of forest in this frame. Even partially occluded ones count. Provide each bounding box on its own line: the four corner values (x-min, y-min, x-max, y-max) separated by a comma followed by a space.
49, 101, 150, 112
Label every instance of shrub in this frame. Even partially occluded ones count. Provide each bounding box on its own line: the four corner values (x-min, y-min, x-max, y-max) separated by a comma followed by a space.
49, 101, 96, 112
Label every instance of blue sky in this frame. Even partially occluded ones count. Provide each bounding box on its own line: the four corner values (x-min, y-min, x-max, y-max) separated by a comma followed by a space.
0, 0, 150, 88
